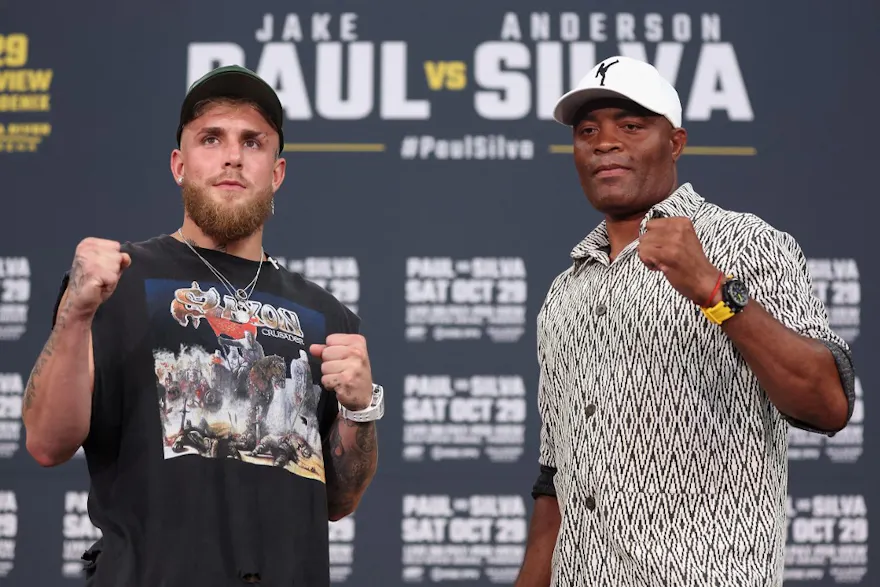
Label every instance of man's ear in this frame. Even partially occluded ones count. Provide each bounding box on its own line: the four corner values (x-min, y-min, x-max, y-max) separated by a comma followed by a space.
171, 149, 185, 185
671, 127, 688, 161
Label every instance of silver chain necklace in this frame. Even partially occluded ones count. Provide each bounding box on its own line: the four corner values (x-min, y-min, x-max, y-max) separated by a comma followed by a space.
178, 229, 264, 324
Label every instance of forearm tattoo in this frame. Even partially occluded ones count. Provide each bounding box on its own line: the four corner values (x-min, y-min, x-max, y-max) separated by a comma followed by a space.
23, 322, 59, 411
23, 257, 83, 412
323, 418, 378, 517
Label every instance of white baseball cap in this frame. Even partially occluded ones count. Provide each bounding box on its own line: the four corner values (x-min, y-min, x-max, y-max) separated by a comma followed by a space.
552, 55, 682, 129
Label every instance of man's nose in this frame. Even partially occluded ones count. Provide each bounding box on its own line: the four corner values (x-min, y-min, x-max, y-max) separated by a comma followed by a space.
224, 144, 244, 167
593, 127, 623, 153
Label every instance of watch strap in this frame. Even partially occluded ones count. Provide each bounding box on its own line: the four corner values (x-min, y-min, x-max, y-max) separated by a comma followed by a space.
700, 300, 736, 325
339, 384, 385, 422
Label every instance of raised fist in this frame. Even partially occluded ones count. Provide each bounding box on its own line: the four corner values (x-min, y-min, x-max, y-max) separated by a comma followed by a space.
66, 237, 131, 319
309, 333, 374, 411
638, 217, 722, 306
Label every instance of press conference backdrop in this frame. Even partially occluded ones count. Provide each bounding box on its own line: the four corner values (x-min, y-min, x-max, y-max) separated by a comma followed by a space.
0, 1, 876, 585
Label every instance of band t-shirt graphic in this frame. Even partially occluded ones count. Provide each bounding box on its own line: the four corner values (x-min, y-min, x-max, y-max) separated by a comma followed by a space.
53, 235, 359, 587
153, 278, 326, 480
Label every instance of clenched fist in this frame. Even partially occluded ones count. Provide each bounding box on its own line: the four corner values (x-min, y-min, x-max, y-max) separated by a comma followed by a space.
309, 333, 373, 411
638, 217, 722, 306
66, 238, 131, 320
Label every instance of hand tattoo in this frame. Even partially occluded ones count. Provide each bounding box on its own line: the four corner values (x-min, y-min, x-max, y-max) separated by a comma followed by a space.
69, 256, 85, 294
323, 417, 378, 519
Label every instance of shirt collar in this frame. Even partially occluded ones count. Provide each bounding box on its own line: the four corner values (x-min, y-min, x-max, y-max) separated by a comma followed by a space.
570, 183, 705, 262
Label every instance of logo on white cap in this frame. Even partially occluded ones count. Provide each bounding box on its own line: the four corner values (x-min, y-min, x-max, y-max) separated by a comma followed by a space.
552, 56, 683, 129
595, 59, 619, 87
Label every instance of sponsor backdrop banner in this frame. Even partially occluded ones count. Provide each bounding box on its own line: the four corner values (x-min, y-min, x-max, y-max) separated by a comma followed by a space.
0, 1, 875, 585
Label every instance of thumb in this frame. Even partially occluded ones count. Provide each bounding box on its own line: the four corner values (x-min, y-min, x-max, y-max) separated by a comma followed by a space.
120, 253, 132, 270
309, 344, 326, 359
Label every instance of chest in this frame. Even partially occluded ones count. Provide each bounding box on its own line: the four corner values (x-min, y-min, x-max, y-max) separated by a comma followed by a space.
538, 251, 752, 429
100, 274, 336, 482
542, 257, 721, 364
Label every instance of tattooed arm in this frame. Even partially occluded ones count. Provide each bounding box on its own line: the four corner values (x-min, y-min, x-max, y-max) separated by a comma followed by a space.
322, 414, 378, 521
23, 238, 128, 467
310, 331, 380, 520
22, 280, 96, 467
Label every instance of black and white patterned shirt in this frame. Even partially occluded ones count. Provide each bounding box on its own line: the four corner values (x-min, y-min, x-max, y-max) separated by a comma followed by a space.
533, 183, 856, 587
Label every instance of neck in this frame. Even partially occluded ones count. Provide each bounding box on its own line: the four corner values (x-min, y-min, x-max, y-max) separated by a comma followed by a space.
604, 182, 680, 260
175, 217, 265, 262
605, 216, 643, 261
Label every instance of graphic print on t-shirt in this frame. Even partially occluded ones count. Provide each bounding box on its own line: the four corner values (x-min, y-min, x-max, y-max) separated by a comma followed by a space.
145, 278, 328, 483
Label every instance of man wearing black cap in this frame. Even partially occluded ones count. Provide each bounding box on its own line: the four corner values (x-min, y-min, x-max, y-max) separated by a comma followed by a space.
172, 64, 289, 249
21, 65, 384, 586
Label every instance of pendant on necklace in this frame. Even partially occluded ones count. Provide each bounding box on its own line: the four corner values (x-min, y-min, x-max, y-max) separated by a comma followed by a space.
232, 302, 250, 324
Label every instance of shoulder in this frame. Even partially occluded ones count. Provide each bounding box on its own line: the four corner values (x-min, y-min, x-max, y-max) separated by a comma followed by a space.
694, 204, 810, 284
537, 263, 579, 321
542, 262, 578, 299
120, 234, 172, 256
693, 202, 805, 262
115, 235, 180, 274
693, 201, 775, 242
548, 264, 577, 294
276, 268, 361, 335
100, 235, 178, 295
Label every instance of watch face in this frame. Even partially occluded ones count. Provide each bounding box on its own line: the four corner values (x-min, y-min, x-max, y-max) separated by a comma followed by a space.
726, 280, 750, 307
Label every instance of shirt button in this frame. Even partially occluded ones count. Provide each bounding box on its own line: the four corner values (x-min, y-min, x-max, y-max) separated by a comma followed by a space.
586, 496, 596, 511
585, 403, 596, 417
595, 304, 607, 316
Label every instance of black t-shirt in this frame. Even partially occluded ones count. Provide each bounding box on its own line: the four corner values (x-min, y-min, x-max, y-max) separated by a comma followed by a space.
53, 235, 360, 587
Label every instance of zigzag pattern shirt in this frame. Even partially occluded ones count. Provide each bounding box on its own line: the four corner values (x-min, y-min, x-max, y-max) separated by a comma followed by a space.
533, 183, 856, 587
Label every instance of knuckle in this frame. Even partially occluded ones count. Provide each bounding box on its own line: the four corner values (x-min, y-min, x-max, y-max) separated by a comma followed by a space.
94, 258, 116, 275
82, 260, 100, 277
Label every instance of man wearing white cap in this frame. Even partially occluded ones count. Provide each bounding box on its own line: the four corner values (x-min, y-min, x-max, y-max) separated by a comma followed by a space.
516, 56, 856, 586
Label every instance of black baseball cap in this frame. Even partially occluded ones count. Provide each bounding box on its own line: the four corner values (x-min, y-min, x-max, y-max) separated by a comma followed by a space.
176, 65, 285, 152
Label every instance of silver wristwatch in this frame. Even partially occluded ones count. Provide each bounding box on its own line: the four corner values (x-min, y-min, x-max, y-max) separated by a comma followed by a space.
339, 384, 385, 423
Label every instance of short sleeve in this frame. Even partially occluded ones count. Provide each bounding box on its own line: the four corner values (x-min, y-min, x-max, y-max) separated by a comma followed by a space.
532, 306, 559, 499
732, 227, 856, 435
317, 302, 362, 439
341, 305, 362, 336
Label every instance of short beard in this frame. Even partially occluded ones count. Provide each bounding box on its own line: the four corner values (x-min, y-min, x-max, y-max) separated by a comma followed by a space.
181, 182, 273, 246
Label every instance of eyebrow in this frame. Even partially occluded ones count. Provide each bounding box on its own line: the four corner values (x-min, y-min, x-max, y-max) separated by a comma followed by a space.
575, 110, 662, 128
582, 110, 656, 122
198, 126, 268, 140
